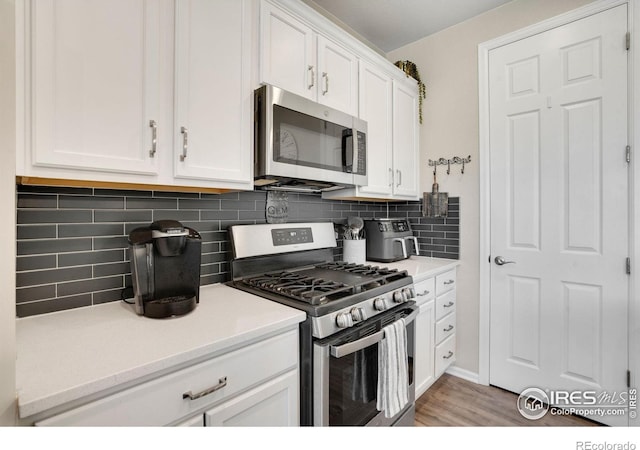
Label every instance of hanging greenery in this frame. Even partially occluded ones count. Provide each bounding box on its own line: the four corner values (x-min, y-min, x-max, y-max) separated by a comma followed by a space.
394, 60, 426, 124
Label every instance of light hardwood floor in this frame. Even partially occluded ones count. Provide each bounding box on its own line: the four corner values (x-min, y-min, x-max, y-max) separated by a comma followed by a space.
414, 374, 600, 426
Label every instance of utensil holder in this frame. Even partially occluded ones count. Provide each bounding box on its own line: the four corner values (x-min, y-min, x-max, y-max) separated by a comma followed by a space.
343, 239, 366, 264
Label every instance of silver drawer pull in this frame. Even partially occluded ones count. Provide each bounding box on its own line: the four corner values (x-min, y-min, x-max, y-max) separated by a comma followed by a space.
443, 351, 454, 360
182, 376, 227, 401
180, 126, 188, 161
443, 325, 454, 332
417, 290, 430, 297
321, 72, 329, 95
444, 280, 455, 285
443, 301, 454, 308
149, 120, 157, 157
308, 65, 315, 89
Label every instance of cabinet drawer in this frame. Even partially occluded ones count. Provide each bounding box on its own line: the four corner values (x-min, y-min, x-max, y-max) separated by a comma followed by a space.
435, 269, 456, 295
435, 312, 456, 344
435, 289, 456, 321
413, 278, 435, 305
36, 330, 298, 426
435, 334, 456, 377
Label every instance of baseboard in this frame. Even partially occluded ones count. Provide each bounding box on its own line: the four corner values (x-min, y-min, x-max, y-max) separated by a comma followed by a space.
445, 365, 481, 384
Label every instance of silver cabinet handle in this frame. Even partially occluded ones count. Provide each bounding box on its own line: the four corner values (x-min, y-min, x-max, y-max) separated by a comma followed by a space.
443, 325, 454, 332
495, 256, 516, 265
389, 168, 393, 187
180, 126, 188, 161
149, 120, 157, 157
321, 72, 329, 95
443, 301, 454, 308
417, 290, 430, 297
443, 351, 454, 359
182, 376, 227, 400
444, 279, 455, 285
396, 169, 402, 186
308, 65, 315, 89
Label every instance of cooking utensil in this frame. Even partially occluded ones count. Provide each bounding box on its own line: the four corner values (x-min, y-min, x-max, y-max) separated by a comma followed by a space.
347, 216, 364, 239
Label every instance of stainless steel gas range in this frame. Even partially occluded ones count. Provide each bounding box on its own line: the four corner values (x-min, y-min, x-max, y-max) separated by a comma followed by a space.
228, 222, 417, 426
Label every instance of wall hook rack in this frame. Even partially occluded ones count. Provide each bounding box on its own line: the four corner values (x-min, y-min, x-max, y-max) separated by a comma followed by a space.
428, 155, 471, 175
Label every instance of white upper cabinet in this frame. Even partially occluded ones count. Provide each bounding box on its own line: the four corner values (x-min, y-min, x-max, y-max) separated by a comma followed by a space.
28, 0, 162, 176
18, 0, 255, 191
260, 2, 358, 115
356, 61, 394, 197
173, 0, 252, 185
323, 71, 420, 201
315, 36, 358, 115
392, 79, 420, 199
260, 2, 314, 101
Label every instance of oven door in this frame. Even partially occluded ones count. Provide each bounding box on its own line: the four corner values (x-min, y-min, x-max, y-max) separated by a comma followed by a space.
313, 304, 417, 426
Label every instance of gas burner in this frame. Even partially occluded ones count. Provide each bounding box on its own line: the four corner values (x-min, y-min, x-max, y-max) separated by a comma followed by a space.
243, 271, 354, 305
315, 261, 404, 283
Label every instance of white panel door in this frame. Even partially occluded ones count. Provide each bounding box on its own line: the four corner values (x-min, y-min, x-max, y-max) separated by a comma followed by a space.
260, 2, 315, 100
415, 299, 435, 398
173, 0, 252, 185
489, 5, 628, 426
358, 61, 393, 196
316, 36, 358, 115
392, 80, 420, 199
31, 0, 161, 175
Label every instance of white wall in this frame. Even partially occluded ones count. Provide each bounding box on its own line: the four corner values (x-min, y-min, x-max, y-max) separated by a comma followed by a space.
0, 0, 17, 426
388, 0, 596, 375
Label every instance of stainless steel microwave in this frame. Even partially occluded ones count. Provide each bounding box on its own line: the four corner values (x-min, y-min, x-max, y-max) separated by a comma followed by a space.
254, 84, 367, 193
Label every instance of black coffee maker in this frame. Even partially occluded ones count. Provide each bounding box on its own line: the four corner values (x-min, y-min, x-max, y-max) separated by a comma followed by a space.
128, 220, 202, 318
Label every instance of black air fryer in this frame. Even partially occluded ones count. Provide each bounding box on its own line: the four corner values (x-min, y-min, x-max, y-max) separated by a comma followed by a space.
128, 220, 202, 318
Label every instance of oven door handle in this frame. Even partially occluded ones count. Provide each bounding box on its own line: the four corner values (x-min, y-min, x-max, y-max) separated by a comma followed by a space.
329, 308, 418, 358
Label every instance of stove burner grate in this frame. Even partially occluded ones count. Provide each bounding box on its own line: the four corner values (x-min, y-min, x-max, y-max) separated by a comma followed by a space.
239, 262, 410, 306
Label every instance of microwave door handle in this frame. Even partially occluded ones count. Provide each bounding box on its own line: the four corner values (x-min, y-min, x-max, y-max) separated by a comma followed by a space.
393, 238, 407, 259
406, 236, 419, 256
341, 130, 353, 173
329, 308, 419, 358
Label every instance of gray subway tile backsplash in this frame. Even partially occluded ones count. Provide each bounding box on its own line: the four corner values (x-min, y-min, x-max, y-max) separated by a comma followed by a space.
15, 185, 460, 317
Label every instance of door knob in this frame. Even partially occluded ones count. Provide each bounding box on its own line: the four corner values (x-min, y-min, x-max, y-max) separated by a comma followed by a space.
494, 256, 516, 265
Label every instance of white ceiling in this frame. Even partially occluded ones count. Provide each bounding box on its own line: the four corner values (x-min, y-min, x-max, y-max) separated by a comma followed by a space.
309, 0, 513, 52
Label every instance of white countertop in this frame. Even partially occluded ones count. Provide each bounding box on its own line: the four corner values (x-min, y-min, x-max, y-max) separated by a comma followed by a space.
15, 283, 306, 419
367, 256, 460, 281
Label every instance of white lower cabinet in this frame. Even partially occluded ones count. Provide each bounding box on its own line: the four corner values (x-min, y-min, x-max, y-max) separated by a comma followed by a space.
35, 330, 299, 427
415, 298, 435, 398
412, 267, 457, 398
204, 370, 298, 426
434, 269, 457, 377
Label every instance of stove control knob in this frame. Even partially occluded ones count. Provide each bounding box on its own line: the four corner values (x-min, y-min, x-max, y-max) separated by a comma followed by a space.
350, 307, 367, 322
403, 288, 415, 300
373, 298, 388, 311
336, 312, 354, 328
393, 290, 407, 303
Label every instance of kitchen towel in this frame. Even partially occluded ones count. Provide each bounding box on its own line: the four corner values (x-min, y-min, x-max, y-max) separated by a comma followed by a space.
376, 318, 408, 418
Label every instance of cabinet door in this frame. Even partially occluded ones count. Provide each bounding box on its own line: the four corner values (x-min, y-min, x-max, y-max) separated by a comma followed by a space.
260, 2, 315, 100
30, 0, 161, 175
415, 300, 435, 398
392, 80, 420, 199
204, 371, 299, 426
173, 0, 252, 187
358, 62, 393, 196
316, 36, 358, 115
